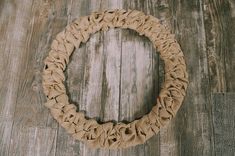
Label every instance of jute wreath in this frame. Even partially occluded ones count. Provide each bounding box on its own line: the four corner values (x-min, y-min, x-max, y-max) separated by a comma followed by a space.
42, 9, 188, 149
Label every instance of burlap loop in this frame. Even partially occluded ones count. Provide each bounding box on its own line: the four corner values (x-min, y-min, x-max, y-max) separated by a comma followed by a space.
42, 9, 188, 149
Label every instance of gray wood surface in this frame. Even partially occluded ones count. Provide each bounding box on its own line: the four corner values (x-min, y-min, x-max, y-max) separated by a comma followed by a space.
0, 0, 235, 156
212, 93, 235, 156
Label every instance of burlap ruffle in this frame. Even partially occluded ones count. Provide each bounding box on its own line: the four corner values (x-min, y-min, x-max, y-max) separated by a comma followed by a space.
42, 9, 188, 149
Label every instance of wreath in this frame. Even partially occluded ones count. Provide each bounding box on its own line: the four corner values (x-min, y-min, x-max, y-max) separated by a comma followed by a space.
42, 9, 188, 149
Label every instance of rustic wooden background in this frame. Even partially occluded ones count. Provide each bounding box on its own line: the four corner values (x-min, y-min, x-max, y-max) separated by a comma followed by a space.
0, 0, 235, 156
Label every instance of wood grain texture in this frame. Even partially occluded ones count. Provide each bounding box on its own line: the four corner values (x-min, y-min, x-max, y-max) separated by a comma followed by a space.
204, 0, 235, 92
159, 1, 214, 156
212, 93, 235, 156
0, 0, 235, 156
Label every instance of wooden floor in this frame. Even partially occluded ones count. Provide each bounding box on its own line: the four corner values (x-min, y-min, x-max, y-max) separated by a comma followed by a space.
0, 0, 235, 156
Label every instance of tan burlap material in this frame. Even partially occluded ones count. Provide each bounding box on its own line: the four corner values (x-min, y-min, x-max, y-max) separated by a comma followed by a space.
42, 9, 188, 149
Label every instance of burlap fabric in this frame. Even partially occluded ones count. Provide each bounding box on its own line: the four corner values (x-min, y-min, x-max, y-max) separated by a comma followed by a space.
42, 9, 189, 149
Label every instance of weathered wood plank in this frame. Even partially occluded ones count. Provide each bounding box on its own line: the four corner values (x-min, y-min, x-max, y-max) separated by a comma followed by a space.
9, 126, 57, 156
96, 1, 123, 156
55, 0, 123, 156
54, 0, 88, 155
56, 0, 105, 155
6, 0, 73, 155
75, 25, 105, 156
117, 1, 160, 156
0, 121, 13, 156
160, 0, 214, 156
204, 0, 227, 92
204, 0, 235, 92
118, 29, 157, 156
10, 0, 61, 129
0, 0, 36, 155
79, 0, 122, 155
212, 93, 235, 156
149, 0, 182, 156
226, 0, 235, 91
224, 0, 235, 91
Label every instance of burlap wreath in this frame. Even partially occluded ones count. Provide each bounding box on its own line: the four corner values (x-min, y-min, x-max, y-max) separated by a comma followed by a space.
42, 9, 188, 149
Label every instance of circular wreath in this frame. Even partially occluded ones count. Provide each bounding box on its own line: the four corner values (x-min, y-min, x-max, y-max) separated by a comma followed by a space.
42, 9, 188, 149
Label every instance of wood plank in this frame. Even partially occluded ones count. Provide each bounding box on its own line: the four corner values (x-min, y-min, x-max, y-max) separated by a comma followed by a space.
55, 0, 89, 154
159, 0, 214, 156
9, 126, 57, 156
96, 2, 123, 156
117, 1, 160, 156
95, 1, 123, 156
224, 0, 235, 91
0, 0, 35, 155
203, 0, 235, 92
0, 121, 13, 156
55, 0, 124, 156
68, 21, 105, 156
48, 0, 84, 156
56, 0, 104, 155
7, 0, 72, 156
78, 1, 121, 155
150, 0, 182, 156
118, 29, 156, 156
212, 93, 235, 155
11, 0, 65, 129
204, 0, 227, 92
